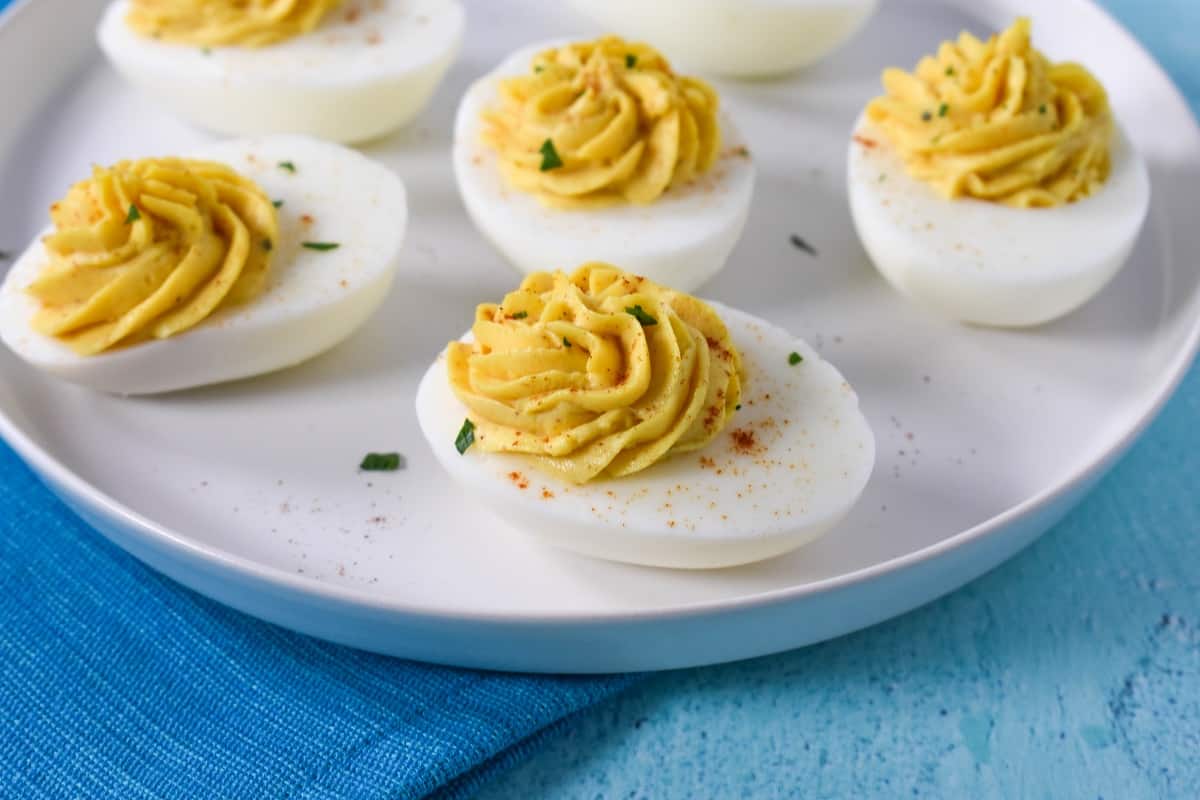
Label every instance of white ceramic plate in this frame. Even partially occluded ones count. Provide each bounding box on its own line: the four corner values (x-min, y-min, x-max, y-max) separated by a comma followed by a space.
0, 0, 1197, 673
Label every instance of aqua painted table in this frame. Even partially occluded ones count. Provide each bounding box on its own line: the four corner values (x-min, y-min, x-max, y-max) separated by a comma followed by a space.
476, 1, 1200, 797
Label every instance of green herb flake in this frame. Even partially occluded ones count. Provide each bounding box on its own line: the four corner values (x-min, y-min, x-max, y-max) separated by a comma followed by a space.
788, 352, 804, 366
734, 404, 742, 411
938, 102, 949, 117
455, 419, 476, 455
278, 161, 297, 173
302, 241, 340, 251
534, 64, 544, 73
272, 199, 284, 208
789, 234, 817, 257
261, 238, 273, 252
1038, 103, 1048, 115
563, 337, 572, 348
878, 173, 888, 183
625, 53, 637, 69
945, 66, 955, 76
625, 305, 658, 326
360, 452, 403, 471
921, 110, 932, 122
539, 138, 563, 171
124, 204, 141, 224
201, 47, 212, 56
509, 310, 528, 320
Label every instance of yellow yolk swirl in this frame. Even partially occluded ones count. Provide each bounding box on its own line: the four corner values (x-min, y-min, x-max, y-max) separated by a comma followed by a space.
865, 18, 1113, 208
482, 36, 722, 209
447, 263, 744, 484
126, 0, 341, 48
28, 158, 278, 355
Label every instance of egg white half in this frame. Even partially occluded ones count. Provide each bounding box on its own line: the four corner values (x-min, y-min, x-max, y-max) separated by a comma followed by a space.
97, 0, 464, 144
416, 302, 875, 569
847, 114, 1151, 327
566, 0, 878, 78
453, 42, 756, 293
0, 134, 407, 395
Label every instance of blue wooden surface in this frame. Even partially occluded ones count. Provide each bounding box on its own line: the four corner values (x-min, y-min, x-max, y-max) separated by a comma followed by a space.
475, 2, 1200, 797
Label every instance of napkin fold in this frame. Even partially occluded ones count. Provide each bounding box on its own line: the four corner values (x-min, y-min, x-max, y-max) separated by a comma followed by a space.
0, 442, 635, 798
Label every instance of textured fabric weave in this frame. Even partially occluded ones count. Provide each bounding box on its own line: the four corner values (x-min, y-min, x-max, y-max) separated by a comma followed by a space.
0, 437, 634, 798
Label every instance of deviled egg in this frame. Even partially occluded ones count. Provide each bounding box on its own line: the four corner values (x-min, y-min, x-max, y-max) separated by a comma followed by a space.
416, 263, 874, 569
0, 134, 407, 394
567, 0, 878, 78
98, 0, 464, 144
847, 18, 1150, 327
453, 36, 756, 292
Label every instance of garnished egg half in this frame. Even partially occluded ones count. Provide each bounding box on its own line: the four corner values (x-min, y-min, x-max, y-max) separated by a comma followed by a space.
566, 0, 879, 78
847, 19, 1151, 327
97, 0, 464, 144
453, 39, 756, 293
0, 134, 407, 395
848, 119, 1150, 328
416, 283, 874, 570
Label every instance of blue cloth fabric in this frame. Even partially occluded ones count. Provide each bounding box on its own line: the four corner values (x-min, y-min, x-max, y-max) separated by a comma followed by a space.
0, 439, 634, 798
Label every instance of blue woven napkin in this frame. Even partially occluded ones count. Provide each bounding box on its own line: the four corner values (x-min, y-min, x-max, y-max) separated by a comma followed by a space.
0, 439, 634, 798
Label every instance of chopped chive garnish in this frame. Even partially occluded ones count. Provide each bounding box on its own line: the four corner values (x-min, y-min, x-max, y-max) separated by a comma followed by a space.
788, 352, 803, 366
124, 204, 141, 224
534, 64, 544, 73
878, 173, 888, 182
360, 452, 403, 471
201, 47, 212, 56
278, 161, 296, 173
261, 238, 273, 252
938, 102, 949, 117
945, 66, 955, 76
539, 138, 563, 171
302, 241, 340, 251
789, 234, 817, 257
625, 53, 637, 68
563, 337, 572, 348
735, 404, 742, 411
1038, 103, 1048, 114
455, 419, 476, 455
272, 199, 284, 208
626, 305, 657, 326
921, 110, 932, 122
510, 310, 528, 320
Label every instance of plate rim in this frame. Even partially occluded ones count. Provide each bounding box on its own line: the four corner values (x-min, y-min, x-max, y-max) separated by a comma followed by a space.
1, 0, 1198, 628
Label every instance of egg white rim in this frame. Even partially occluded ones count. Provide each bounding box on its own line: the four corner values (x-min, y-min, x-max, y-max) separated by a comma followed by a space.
97, 0, 466, 89
415, 300, 876, 544
0, 0, 1197, 625
0, 133, 407, 383
452, 38, 757, 245
847, 113, 1150, 286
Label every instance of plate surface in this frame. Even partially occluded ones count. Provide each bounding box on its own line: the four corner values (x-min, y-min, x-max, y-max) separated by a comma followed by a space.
0, 0, 1197, 673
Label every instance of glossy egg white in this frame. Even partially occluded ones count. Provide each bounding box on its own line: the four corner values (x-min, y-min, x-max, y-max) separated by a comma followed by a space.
453, 42, 756, 293
848, 115, 1151, 327
416, 302, 875, 569
97, 0, 464, 144
566, 0, 878, 78
0, 134, 406, 395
